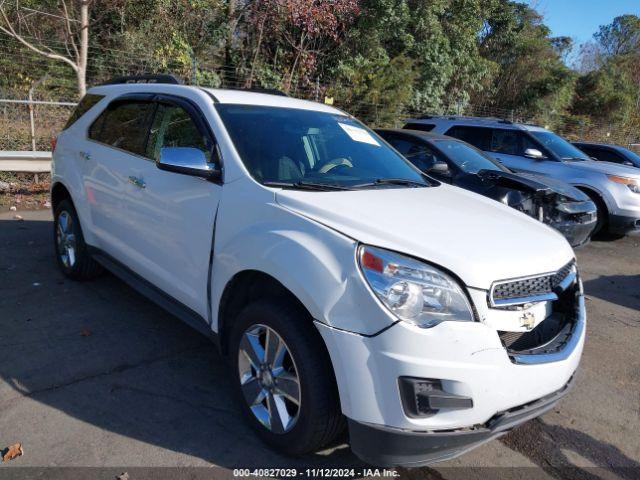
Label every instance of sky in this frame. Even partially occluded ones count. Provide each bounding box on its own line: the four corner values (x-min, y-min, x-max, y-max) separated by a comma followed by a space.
526, 0, 640, 45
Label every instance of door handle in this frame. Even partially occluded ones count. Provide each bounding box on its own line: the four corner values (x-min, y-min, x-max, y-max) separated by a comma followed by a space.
80, 151, 91, 161
128, 176, 146, 189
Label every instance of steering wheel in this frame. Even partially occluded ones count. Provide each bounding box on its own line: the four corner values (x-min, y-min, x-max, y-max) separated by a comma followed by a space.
318, 157, 354, 174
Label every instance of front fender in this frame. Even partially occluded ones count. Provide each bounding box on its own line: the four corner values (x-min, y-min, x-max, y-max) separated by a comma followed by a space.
210, 183, 395, 336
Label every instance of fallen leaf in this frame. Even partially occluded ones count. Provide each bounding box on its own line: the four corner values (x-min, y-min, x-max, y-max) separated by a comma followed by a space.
2, 443, 23, 462
80, 329, 92, 337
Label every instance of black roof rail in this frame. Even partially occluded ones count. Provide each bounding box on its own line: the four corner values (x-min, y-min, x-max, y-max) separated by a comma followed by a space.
101, 74, 182, 86
219, 86, 289, 97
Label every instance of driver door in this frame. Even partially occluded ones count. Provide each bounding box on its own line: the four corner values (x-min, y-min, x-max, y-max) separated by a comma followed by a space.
122, 95, 222, 319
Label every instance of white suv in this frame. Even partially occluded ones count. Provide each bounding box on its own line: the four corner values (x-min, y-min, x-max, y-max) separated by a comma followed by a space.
51, 76, 585, 467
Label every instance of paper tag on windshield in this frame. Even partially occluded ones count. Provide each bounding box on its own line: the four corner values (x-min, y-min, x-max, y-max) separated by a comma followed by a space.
338, 123, 380, 147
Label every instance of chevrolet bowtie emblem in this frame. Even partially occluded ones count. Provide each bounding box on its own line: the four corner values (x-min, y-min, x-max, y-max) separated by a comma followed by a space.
520, 312, 536, 330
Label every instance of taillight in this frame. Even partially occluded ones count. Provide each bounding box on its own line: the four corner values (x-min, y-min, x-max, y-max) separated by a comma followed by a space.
50, 136, 58, 152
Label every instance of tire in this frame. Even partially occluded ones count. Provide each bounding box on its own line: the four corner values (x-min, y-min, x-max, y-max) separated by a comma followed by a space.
581, 189, 608, 235
228, 298, 344, 455
53, 199, 103, 280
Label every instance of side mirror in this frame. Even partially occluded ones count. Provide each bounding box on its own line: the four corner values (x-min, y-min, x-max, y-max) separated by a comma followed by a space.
429, 161, 451, 175
524, 148, 545, 160
157, 147, 221, 180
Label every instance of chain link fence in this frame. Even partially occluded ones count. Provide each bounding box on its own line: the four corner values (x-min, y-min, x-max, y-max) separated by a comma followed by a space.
3, 94, 638, 153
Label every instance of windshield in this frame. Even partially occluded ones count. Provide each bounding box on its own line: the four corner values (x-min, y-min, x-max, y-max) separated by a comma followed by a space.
215, 104, 428, 189
530, 131, 590, 161
433, 139, 508, 173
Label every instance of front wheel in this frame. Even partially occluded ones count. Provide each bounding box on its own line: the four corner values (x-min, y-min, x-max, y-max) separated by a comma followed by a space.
229, 299, 344, 455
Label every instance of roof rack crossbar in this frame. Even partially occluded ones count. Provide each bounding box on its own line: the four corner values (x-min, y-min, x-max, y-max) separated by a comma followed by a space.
101, 74, 182, 86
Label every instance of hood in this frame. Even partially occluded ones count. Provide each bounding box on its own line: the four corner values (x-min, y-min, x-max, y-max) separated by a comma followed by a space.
276, 184, 574, 290
478, 169, 552, 193
562, 159, 640, 178
515, 172, 591, 201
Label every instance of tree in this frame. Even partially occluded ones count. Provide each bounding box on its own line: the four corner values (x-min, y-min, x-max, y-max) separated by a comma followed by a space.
594, 14, 640, 57
476, 0, 576, 121
242, 0, 360, 91
0, 1, 91, 97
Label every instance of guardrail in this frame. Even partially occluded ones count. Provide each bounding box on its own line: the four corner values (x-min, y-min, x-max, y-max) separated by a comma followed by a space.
0, 151, 52, 173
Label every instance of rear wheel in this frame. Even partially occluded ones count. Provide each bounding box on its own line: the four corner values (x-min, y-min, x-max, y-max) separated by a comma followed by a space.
53, 199, 103, 280
229, 299, 344, 455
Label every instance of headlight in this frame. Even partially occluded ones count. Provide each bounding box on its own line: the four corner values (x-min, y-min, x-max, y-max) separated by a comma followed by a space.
608, 175, 640, 194
357, 245, 474, 328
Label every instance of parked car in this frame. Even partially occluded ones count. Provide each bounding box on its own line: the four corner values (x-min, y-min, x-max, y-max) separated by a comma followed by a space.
376, 129, 597, 247
572, 141, 640, 169
406, 116, 640, 235
51, 76, 585, 467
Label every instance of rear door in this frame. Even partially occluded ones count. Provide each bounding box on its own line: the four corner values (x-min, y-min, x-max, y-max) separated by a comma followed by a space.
82, 95, 156, 262
119, 95, 222, 318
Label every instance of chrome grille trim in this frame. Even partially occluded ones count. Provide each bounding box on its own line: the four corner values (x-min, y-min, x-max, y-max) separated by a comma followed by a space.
489, 260, 576, 308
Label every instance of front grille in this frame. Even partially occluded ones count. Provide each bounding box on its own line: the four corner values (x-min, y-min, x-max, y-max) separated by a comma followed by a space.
491, 260, 575, 304
498, 312, 573, 354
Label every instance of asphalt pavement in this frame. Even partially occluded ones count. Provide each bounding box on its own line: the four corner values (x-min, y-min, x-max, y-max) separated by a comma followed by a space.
0, 209, 638, 479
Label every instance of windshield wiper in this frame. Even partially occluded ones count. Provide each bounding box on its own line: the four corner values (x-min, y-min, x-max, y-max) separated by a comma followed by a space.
352, 178, 429, 189
262, 181, 353, 191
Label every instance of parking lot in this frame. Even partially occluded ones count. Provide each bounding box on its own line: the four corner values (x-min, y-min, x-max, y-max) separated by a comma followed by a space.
1, 208, 638, 478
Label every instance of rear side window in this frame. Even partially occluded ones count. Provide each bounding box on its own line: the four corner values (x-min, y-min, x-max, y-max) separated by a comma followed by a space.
64, 94, 104, 129
403, 123, 435, 132
445, 126, 492, 150
585, 148, 625, 164
89, 101, 155, 156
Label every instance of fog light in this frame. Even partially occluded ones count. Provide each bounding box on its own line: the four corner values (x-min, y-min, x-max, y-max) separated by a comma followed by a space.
399, 377, 473, 418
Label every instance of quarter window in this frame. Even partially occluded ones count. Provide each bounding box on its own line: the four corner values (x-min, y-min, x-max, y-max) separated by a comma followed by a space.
64, 93, 104, 129
89, 101, 155, 156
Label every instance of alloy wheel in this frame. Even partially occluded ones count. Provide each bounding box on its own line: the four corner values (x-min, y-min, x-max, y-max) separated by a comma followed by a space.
237, 324, 301, 434
56, 211, 77, 268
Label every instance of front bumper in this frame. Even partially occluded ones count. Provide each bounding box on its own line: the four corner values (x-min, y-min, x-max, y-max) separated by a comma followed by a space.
608, 213, 640, 235
551, 216, 597, 247
316, 293, 585, 466
349, 376, 574, 467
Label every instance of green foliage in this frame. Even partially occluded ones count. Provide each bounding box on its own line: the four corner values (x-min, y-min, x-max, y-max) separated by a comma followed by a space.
594, 14, 640, 56
573, 59, 637, 124
331, 52, 416, 125
0, 0, 637, 139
